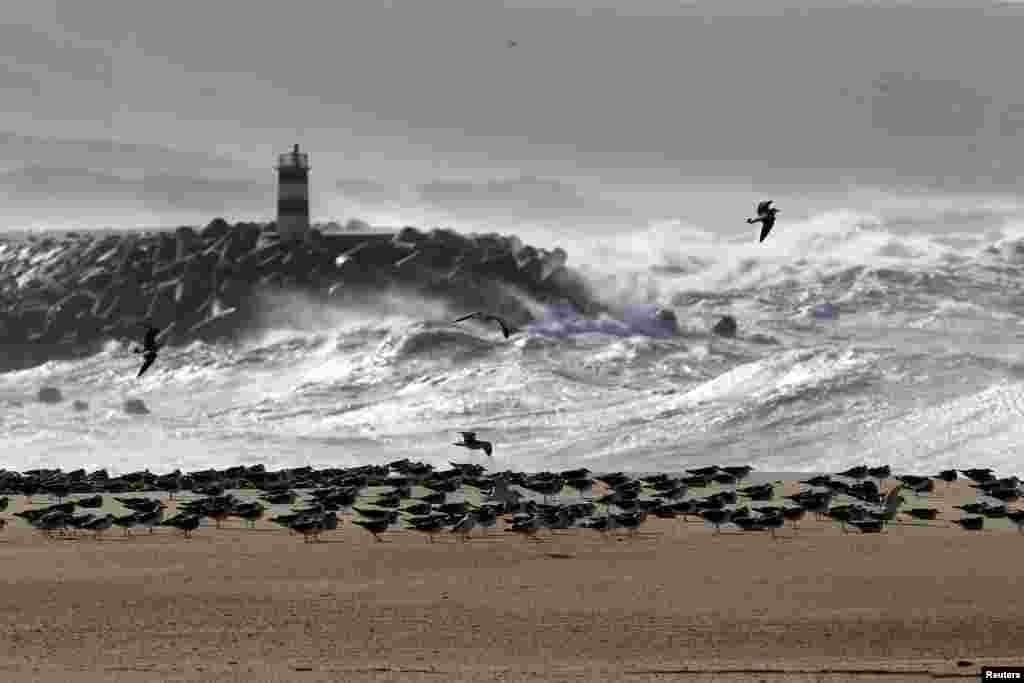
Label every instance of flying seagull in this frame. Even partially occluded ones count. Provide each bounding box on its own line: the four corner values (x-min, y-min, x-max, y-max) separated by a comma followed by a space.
747, 200, 780, 243
507, 40, 518, 48
451, 312, 511, 339
454, 432, 493, 457
132, 324, 166, 378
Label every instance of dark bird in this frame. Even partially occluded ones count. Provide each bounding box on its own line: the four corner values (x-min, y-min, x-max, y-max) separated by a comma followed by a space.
732, 516, 764, 532
453, 432, 493, 457
407, 515, 447, 543
353, 506, 399, 520
132, 324, 166, 378
401, 502, 432, 517
507, 39, 518, 48
506, 514, 543, 540
289, 518, 325, 543
959, 468, 995, 484
451, 510, 479, 541
652, 505, 678, 519
451, 312, 511, 339
613, 510, 647, 536
722, 465, 754, 481
83, 513, 115, 540
686, 466, 720, 478
565, 477, 594, 497
162, 513, 201, 538
826, 505, 864, 532
746, 200, 780, 243
838, 465, 869, 481
901, 477, 935, 495
352, 517, 392, 542
374, 492, 403, 508
113, 513, 138, 536
868, 465, 891, 480
1006, 510, 1024, 534
134, 508, 164, 534
418, 491, 447, 505
737, 484, 774, 501
759, 513, 786, 539
699, 508, 733, 534
115, 497, 163, 513
986, 488, 1022, 504
952, 516, 985, 531
232, 502, 267, 528
904, 508, 939, 521
981, 505, 1009, 519
260, 491, 298, 506
782, 506, 807, 531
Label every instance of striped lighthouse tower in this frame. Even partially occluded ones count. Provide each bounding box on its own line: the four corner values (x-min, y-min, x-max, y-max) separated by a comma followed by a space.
276, 143, 310, 243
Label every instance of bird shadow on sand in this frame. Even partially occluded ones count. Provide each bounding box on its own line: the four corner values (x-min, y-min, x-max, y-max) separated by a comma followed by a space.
599, 532, 663, 540
456, 535, 509, 543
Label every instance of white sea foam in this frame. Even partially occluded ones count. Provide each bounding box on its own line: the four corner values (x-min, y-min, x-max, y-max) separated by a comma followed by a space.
3, 207, 1024, 475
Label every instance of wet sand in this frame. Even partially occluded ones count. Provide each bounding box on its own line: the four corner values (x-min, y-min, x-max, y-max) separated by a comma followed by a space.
0, 479, 1022, 682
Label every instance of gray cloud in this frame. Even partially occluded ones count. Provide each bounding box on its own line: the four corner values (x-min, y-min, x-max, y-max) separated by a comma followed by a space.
0, 23, 113, 85
997, 103, 1024, 137
6, 1, 1024, 235
336, 178, 404, 203
867, 72, 993, 138
415, 176, 633, 221
881, 206, 1021, 234
0, 132, 256, 178
0, 63, 44, 95
0, 165, 272, 213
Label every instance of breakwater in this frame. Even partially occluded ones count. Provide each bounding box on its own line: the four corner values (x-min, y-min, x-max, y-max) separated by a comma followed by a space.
0, 219, 595, 371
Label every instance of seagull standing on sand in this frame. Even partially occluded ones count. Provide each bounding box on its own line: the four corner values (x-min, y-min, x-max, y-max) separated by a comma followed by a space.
747, 200, 780, 243
132, 324, 164, 378
451, 510, 479, 541
451, 312, 511, 339
453, 432, 493, 457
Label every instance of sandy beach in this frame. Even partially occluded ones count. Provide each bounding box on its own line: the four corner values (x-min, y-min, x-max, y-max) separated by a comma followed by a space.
0, 478, 1021, 682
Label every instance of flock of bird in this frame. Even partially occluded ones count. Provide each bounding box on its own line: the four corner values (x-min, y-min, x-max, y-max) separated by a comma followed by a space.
2, 458, 1022, 545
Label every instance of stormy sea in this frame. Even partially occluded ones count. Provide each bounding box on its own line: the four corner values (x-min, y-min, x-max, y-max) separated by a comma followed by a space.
3, 209, 1024, 477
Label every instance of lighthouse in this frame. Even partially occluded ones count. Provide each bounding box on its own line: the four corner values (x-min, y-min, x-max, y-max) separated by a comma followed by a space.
276, 143, 310, 242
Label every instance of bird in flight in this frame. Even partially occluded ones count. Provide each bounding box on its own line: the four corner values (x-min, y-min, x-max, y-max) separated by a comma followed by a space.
746, 200, 780, 243
454, 432, 493, 457
451, 312, 511, 339
132, 324, 166, 378
507, 39, 518, 48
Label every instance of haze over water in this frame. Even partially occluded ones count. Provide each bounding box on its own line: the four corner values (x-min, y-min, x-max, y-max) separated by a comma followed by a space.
3, 1, 1024, 475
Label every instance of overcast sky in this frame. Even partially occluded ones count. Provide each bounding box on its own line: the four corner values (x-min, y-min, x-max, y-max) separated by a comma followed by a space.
3, 0, 1024, 240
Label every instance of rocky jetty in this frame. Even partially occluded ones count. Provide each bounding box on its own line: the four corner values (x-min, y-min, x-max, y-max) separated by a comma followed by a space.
0, 220, 595, 371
